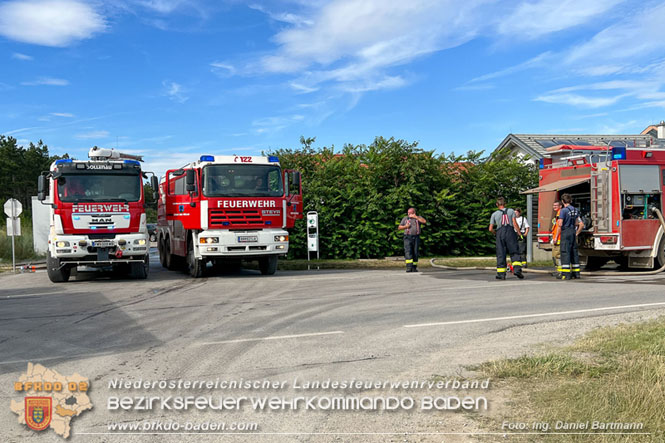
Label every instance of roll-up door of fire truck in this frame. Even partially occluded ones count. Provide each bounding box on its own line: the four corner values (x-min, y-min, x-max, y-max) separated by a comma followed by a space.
620, 165, 662, 248
284, 170, 303, 228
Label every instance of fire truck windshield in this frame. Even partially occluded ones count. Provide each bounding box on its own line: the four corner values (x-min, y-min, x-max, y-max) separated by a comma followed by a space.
202, 165, 284, 197
57, 173, 141, 203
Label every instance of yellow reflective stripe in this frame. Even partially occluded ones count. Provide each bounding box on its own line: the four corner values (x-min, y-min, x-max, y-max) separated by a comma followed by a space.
512, 261, 522, 266
412, 262, 418, 265
557, 267, 562, 272
561, 269, 571, 273
572, 268, 580, 272
496, 268, 507, 272
405, 259, 413, 264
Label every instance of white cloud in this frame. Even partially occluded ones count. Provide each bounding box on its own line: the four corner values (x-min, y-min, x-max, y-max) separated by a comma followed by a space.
249, 3, 313, 26
535, 93, 624, 108
51, 112, 75, 118
252, 114, 305, 134
210, 62, 236, 77
0, 0, 106, 47
75, 130, 110, 139
12, 53, 33, 61
21, 77, 69, 86
497, 0, 623, 39
138, 0, 188, 14
566, 3, 665, 65
162, 81, 189, 103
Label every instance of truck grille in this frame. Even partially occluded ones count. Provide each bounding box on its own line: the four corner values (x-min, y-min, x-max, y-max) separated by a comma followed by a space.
209, 209, 264, 228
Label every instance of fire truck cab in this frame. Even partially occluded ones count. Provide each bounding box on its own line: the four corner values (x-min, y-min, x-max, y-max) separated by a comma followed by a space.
37, 147, 158, 282
157, 155, 302, 277
525, 144, 665, 269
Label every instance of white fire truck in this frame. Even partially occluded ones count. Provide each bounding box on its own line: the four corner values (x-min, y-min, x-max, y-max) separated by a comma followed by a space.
38, 147, 159, 282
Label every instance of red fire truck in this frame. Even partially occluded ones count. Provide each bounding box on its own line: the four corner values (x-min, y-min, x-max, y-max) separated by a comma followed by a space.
38, 147, 159, 282
157, 155, 302, 277
526, 144, 665, 269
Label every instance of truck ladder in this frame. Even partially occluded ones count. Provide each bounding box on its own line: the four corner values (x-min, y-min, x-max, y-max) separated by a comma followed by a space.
590, 167, 610, 232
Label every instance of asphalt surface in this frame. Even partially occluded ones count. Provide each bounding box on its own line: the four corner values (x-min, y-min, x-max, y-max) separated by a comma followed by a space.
1, 250, 664, 442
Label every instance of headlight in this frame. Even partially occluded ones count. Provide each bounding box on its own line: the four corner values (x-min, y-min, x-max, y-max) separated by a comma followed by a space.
199, 237, 219, 244
274, 235, 289, 242
134, 239, 147, 245
56, 241, 70, 248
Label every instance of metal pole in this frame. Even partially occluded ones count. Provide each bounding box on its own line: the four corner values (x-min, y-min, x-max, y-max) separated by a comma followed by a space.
526, 193, 533, 263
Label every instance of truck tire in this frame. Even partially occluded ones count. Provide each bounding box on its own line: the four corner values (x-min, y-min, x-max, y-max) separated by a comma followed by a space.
259, 256, 278, 275
47, 252, 71, 283
130, 255, 149, 279
158, 237, 168, 268
585, 256, 609, 271
164, 238, 182, 271
656, 236, 665, 269
187, 240, 205, 278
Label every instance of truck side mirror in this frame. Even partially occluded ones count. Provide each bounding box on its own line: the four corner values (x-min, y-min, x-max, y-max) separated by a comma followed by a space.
38, 175, 47, 201
150, 176, 159, 200
185, 169, 195, 192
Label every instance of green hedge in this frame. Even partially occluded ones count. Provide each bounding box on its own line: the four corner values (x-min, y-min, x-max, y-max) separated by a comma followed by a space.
270, 137, 537, 259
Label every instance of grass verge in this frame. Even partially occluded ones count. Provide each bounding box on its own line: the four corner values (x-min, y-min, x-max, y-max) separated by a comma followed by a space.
473, 318, 665, 442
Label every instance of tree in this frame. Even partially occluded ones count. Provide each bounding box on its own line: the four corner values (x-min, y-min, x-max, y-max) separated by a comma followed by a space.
270, 137, 537, 259
0, 136, 67, 218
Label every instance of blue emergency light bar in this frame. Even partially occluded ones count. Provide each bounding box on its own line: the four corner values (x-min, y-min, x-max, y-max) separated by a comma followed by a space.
55, 159, 73, 165
611, 146, 627, 160
124, 160, 141, 166
539, 159, 545, 169
200, 155, 215, 162
268, 156, 279, 163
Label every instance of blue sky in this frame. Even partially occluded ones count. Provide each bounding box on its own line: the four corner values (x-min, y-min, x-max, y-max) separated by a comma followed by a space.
2, 0, 665, 177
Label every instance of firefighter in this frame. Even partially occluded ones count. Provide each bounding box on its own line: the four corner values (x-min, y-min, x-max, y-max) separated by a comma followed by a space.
398, 207, 427, 272
557, 193, 583, 280
551, 200, 562, 278
489, 197, 524, 280
514, 208, 530, 266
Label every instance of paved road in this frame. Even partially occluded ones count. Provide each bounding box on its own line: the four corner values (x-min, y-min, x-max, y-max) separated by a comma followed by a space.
1, 252, 664, 442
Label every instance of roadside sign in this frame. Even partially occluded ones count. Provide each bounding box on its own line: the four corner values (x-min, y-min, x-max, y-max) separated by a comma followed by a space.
7, 218, 21, 236
4, 198, 22, 218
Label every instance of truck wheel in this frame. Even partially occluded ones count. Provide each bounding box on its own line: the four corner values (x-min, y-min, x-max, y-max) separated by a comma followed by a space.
656, 236, 665, 269
585, 256, 609, 271
130, 255, 149, 279
47, 252, 71, 283
259, 256, 278, 275
158, 238, 168, 268
187, 241, 205, 278
165, 239, 182, 271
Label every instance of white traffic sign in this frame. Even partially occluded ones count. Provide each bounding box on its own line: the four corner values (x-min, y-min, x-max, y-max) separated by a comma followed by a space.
4, 199, 22, 217
7, 217, 21, 236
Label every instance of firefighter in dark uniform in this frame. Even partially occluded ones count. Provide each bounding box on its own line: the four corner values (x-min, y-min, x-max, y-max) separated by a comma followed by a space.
557, 193, 583, 280
489, 197, 524, 280
398, 207, 427, 272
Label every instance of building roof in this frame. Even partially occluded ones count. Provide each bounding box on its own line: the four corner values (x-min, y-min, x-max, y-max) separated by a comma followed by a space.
494, 133, 657, 160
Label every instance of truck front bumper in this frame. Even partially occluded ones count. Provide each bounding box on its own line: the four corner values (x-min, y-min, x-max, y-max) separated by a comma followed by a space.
50, 233, 150, 264
194, 229, 289, 258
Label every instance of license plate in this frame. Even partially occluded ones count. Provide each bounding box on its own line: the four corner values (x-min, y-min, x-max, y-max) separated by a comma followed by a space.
237, 235, 258, 243
92, 240, 114, 248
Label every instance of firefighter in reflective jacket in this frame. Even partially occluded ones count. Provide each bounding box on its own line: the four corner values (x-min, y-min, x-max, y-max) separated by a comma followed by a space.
489, 197, 524, 280
398, 207, 427, 272
551, 200, 562, 278
557, 193, 584, 280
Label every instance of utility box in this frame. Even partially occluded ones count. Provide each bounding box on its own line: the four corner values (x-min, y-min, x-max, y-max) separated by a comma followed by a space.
307, 212, 318, 229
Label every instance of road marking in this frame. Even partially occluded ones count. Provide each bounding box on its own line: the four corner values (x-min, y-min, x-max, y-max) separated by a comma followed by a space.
200, 330, 344, 345
403, 301, 665, 328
